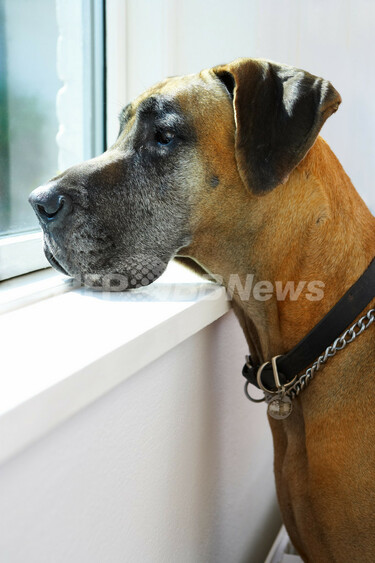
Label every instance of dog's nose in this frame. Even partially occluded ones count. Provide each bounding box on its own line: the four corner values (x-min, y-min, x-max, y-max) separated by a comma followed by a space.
29, 184, 72, 225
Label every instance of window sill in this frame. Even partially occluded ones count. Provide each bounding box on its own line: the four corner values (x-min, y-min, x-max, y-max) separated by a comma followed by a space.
0, 262, 230, 464
0, 232, 50, 282
0, 267, 74, 314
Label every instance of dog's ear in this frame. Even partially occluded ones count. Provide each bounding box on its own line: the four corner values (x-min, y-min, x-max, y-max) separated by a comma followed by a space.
213, 58, 341, 193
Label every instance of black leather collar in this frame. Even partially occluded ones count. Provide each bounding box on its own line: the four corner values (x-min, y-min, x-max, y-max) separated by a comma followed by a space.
242, 257, 375, 392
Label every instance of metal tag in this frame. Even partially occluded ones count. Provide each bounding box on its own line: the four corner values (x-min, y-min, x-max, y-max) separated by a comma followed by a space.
267, 395, 293, 420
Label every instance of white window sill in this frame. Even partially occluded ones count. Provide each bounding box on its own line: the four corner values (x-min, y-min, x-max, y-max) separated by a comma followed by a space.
0, 262, 230, 464
0, 267, 74, 314
0, 232, 50, 282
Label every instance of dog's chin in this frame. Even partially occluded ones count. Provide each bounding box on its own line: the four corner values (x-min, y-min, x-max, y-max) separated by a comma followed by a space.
76, 272, 157, 291
50, 257, 167, 292
44, 243, 169, 291
80, 257, 168, 291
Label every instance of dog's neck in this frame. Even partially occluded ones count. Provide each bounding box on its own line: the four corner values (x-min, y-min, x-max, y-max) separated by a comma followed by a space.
187, 137, 375, 365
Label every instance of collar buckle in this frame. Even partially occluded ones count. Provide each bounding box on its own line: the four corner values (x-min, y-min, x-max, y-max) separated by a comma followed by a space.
256, 355, 297, 395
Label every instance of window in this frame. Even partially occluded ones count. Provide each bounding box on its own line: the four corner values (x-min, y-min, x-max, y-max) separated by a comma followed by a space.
0, 0, 105, 280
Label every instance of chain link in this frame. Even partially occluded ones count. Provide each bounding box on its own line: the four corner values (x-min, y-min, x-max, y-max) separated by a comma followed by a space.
284, 308, 375, 400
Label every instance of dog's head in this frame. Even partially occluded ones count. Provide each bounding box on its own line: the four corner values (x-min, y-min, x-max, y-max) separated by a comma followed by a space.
29, 58, 341, 290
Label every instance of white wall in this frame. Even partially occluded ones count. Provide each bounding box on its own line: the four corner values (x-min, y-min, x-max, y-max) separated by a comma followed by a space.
108, 0, 375, 212
0, 311, 280, 563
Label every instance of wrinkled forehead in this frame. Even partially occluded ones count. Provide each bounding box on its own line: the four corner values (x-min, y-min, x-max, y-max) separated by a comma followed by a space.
120, 69, 230, 127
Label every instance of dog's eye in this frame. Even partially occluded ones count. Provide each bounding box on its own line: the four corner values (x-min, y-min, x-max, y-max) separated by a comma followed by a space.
155, 130, 175, 146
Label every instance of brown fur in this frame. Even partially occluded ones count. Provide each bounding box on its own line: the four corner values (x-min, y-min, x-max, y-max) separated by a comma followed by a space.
171, 70, 375, 561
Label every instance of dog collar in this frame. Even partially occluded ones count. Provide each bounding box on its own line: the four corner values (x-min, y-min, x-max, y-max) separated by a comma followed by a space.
242, 256, 375, 419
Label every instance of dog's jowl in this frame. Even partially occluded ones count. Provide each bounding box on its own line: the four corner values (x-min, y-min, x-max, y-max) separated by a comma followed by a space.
29, 58, 375, 562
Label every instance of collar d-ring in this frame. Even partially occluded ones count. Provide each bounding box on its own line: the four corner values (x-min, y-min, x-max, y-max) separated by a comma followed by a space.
257, 355, 284, 394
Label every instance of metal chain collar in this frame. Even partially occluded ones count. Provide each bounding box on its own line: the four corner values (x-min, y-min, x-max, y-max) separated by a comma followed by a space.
246, 307, 375, 419
284, 307, 375, 400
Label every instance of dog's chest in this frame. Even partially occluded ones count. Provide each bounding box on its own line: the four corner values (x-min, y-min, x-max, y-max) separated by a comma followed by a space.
270, 389, 375, 562
271, 416, 339, 561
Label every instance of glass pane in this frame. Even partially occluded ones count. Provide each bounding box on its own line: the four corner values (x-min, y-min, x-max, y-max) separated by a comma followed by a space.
0, 0, 61, 237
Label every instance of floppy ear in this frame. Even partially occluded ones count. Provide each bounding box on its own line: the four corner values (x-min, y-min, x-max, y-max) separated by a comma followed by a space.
213, 58, 341, 193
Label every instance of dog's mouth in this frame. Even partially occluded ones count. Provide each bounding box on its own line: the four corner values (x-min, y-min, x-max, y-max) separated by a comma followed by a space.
44, 244, 70, 276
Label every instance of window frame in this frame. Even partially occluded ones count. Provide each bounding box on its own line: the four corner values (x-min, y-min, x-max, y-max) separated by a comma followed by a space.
0, 0, 106, 281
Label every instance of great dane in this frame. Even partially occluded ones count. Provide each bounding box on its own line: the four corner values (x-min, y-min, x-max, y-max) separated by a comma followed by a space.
29, 58, 375, 562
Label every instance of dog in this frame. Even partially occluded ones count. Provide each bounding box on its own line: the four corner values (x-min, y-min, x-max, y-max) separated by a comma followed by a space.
29, 58, 375, 562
